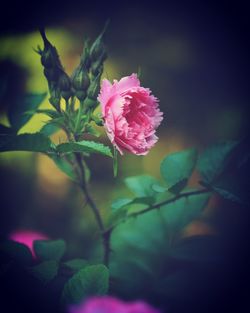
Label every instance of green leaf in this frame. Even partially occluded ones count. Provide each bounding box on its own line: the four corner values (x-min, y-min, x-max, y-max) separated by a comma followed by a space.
124, 175, 158, 198
197, 141, 238, 184
159, 190, 210, 232
29, 260, 58, 284
160, 148, 198, 194
0, 240, 33, 265
111, 198, 133, 211
8, 93, 47, 130
34, 239, 66, 261
63, 259, 88, 273
151, 183, 167, 193
110, 190, 210, 299
57, 140, 112, 158
109, 196, 155, 227
85, 125, 100, 137
40, 122, 60, 137
48, 154, 77, 181
110, 209, 171, 299
0, 133, 53, 153
111, 197, 155, 212
31, 109, 61, 119
61, 264, 109, 304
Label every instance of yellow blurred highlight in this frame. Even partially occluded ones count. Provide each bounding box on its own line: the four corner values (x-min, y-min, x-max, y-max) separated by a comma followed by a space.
36, 153, 69, 197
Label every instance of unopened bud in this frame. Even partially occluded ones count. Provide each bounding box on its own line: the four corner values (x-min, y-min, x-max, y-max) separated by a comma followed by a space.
84, 98, 97, 110
80, 40, 92, 70
61, 90, 72, 101
90, 40, 105, 62
41, 48, 54, 68
87, 73, 101, 100
39, 29, 64, 85
72, 69, 90, 91
91, 62, 103, 77
75, 90, 87, 101
49, 96, 61, 110
43, 68, 60, 82
89, 21, 109, 62
58, 72, 71, 91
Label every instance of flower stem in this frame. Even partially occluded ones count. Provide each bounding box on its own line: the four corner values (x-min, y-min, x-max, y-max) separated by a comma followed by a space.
74, 152, 111, 266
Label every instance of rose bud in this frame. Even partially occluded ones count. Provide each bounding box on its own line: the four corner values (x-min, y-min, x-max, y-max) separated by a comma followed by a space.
58, 72, 72, 100
72, 68, 90, 92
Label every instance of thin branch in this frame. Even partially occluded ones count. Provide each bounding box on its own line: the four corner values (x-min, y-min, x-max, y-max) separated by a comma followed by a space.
104, 187, 211, 235
70, 132, 110, 266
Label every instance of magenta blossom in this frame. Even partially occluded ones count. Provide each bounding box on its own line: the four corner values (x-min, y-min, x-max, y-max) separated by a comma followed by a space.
9, 229, 48, 258
98, 73, 163, 155
69, 296, 161, 313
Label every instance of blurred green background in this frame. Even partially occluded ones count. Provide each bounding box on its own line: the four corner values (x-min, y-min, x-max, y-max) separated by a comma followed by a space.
0, 1, 249, 261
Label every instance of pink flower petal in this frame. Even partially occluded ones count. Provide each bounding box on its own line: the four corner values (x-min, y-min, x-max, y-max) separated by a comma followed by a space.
9, 230, 48, 258
69, 296, 161, 313
98, 73, 163, 155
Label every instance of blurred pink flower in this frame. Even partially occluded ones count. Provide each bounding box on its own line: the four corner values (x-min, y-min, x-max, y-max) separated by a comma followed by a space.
69, 296, 161, 313
98, 73, 163, 155
9, 229, 48, 258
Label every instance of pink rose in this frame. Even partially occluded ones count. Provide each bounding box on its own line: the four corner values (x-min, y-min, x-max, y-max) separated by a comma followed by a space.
69, 296, 161, 313
9, 229, 48, 258
98, 74, 163, 155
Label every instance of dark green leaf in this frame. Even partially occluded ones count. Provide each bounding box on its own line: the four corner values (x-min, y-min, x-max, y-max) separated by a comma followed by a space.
151, 183, 167, 193
85, 125, 100, 137
168, 235, 224, 264
124, 175, 158, 198
160, 148, 198, 194
155, 237, 225, 307
110, 209, 171, 299
110, 191, 210, 299
35, 109, 61, 119
48, 154, 77, 181
197, 141, 238, 184
57, 140, 112, 158
111, 198, 132, 211
61, 264, 109, 304
63, 259, 88, 273
107, 207, 128, 228
112, 196, 155, 212
212, 171, 249, 204
109, 196, 156, 227
29, 260, 58, 284
40, 122, 60, 136
0, 240, 33, 265
209, 140, 250, 204
34, 239, 66, 261
0, 133, 53, 153
159, 190, 210, 232
8, 93, 47, 130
